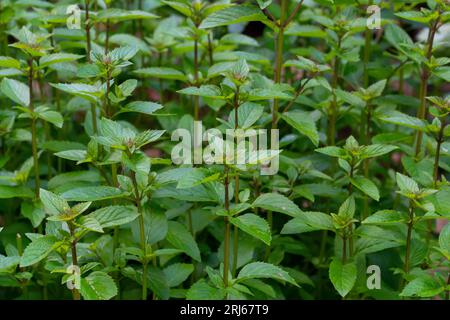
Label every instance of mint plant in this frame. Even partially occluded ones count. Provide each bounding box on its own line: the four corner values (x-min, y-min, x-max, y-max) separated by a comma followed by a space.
0, 0, 449, 301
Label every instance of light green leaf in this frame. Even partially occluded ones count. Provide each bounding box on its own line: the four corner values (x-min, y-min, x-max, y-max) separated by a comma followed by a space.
166, 221, 201, 262
200, 5, 272, 29
281, 111, 319, 146
362, 210, 408, 225
1, 78, 30, 106
87, 206, 139, 228
186, 279, 226, 300
80, 271, 118, 300
61, 186, 128, 202
237, 262, 298, 287
350, 176, 380, 201
329, 259, 357, 297
400, 276, 445, 298
20, 235, 58, 267
230, 213, 271, 245
0, 185, 34, 199
120, 101, 164, 116
134, 67, 186, 81
40, 188, 69, 216
39, 53, 83, 68
252, 193, 302, 217
163, 263, 194, 287
396, 173, 419, 194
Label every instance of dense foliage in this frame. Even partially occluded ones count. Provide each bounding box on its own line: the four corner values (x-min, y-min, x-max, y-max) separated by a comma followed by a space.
0, 0, 449, 300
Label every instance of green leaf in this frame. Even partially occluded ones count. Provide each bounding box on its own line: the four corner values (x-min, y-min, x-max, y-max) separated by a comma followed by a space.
396, 173, 419, 194
39, 53, 83, 68
230, 214, 271, 245
166, 221, 201, 262
338, 195, 356, 219
120, 101, 164, 116
36, 109, 64, 128
350, 176, 380, 201
1, 78, 30, 106
252, 193, 303, 217
329, 259, 357, 297
134, 67, 186, 81
378, 111, 426, 130
400, 276, 445, 298
86, 206, 139, 228
20, 235, 58, 267
281, 111, 319, 146
163, 263, 194, 287
315, 146, 346, 158
385, 24, 413, 50
97, 9, 158, 22
177, 85, 224, 99
433, 66, 450, 82
54, 150, 87, 162
439, 223, 450, 253
0, 185, 34, 199
0, 56, 21, 69
50, 83, 103, 103
227, 102, 264, 129
360, 144, 398, 159
147, 266, 170, 300
335, 89, 365, 108
200, 5, 272, 29
40, 188, 70, 216
281, 211, 334, 234
362, 210, 408, 225
285, 24, 326, 38
256, 0, 272, 9
237, 262, 298, 287
395, 11, 436, 24
80, 271, 118, 300
163, 1, 192, 17
186, 279, 226, 300
61, 186, 128, 202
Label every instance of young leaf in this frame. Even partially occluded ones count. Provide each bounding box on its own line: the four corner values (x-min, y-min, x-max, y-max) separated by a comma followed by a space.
166, 221, 201, 262
329, 259, 357, 297
80, 271, 118, 300
252, 193, 303, 217
350, 176, 380, 201
20, 235, 58, 267
1, 78, 30, 106
281, 111, 319, 146
237, 262, 298, 287
400, 276, 445, 298
230, 213, 271, 245
61, 186, 128, 202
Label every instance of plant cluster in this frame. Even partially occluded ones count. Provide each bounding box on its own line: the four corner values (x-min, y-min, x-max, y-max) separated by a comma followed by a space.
0, 0, 449, 300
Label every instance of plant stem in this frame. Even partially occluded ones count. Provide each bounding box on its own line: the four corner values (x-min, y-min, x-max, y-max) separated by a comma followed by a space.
194, 37, 200, 120
207, 32, 214, 66
29, 58, 40, 199
130, 168, 147, 300
347, 162, 354, 257
85, 0, 91, 62
433, 118, 445, 187
415, 17, 440, 158
271, 0, 287, 129
223, 165, 230, 288
232, 86, 240, 276
105, 65, 111, 117
158, 52, 164, 104
105, 19, 110, 55
403, 203, 415, 277
328, 37, 341, 146
68, 222, 80, 300
342, 235, 347, 264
